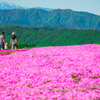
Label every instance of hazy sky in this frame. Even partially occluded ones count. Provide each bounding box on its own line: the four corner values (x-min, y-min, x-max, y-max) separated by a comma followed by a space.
0, 0, 100, 15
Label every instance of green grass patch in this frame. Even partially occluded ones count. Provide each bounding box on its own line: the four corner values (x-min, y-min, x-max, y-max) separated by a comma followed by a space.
27, 84, 34, 88
92, 76, 98, 79
43, 80, 51, 84
72, 75, 81, 83
0, 51, 14, 54
55, 66, 61, 69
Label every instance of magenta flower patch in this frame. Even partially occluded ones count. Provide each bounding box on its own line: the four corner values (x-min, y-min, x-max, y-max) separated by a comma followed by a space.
0, 44, 100, 99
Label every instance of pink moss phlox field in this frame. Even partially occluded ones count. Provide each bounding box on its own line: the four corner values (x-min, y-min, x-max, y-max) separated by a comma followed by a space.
0, 44, 100, 99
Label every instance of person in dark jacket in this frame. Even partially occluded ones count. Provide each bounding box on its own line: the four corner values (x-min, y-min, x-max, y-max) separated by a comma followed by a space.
9, 32, 18, 50
0, 32, 5, 50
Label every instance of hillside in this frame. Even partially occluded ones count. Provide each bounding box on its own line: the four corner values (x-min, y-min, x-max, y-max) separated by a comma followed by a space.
0, 26, 100, 47
0, 9, 100, 30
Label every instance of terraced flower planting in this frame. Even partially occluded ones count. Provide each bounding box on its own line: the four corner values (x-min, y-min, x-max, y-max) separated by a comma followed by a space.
0, 44, 100, 99
0, 49, 31, 55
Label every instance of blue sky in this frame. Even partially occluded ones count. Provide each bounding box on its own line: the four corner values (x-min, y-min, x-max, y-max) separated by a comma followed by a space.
0, 0, 100, 15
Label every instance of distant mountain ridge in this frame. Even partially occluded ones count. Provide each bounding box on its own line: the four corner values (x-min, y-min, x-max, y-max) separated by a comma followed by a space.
0, 8, 100, 30
33, 7, 53, 11
0, 2, 53, 11
0, 2, 100, 30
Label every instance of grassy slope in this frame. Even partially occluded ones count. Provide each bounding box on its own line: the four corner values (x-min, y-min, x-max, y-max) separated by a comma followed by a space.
0, 26, 100, 48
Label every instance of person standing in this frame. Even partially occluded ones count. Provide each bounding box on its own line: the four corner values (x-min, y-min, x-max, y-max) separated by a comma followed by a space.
9, 32, 18, 50
0, 32, 5, 50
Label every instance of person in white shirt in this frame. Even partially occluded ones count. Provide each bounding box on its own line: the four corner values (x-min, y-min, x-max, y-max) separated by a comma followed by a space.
4, 43, 8, 50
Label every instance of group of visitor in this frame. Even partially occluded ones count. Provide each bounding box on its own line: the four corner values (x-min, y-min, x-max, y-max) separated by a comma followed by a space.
0, 32, 18, 50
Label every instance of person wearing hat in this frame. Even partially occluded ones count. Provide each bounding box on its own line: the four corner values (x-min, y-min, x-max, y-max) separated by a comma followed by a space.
9, 32, 18, 50
0, 32, 5, 50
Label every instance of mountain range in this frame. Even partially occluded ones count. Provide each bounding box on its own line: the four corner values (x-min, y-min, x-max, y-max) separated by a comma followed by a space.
0, 2, 53, 11
0, 2, 100, 30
